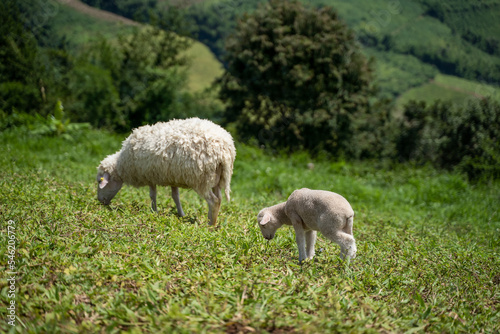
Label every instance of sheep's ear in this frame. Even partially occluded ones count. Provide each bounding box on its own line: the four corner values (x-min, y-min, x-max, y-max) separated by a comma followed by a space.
99, 173, 110, 189
259, 213, 271, 226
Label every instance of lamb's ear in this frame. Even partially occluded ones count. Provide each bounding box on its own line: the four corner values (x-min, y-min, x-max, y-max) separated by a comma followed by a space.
259, 213, 271, 226
99, 173, 110, 189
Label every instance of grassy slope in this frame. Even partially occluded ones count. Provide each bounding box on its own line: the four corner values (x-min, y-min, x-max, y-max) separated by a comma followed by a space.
396, 74, 500, 108
52, 1, 222, 92
1, 126, 499, 332
184, 42, 224, 92
50, 3, 136, 46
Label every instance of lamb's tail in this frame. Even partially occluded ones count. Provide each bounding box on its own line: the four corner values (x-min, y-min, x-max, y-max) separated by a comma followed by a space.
218, 150, 235, 202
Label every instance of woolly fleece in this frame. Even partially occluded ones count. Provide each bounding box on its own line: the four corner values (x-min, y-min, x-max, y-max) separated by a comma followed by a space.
97, 118, 236, 224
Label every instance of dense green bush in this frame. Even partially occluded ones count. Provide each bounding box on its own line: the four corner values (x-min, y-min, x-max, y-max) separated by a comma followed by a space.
396, 97, 500, 180
219, 0, 387, 157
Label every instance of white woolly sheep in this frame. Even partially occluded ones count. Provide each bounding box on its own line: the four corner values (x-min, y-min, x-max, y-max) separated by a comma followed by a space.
257, 188, 356, 262
96, 117, 236, 226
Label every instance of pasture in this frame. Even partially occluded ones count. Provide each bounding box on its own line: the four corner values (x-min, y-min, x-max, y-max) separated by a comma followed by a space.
1, 126, 499, 333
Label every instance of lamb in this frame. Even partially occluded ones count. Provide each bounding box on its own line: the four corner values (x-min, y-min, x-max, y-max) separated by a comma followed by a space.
96, 117, 236, 226
257, 188, 356, 263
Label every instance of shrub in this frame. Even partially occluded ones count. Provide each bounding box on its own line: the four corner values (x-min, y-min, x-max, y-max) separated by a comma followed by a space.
219, 0, 378, 156
396, 98, 500, 179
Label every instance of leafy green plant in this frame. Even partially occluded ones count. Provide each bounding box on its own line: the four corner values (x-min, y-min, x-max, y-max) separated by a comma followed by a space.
220, 0, 379, 156
30, 99, 91, 139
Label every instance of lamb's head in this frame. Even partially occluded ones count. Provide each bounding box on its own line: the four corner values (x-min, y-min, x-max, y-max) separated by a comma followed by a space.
257, 208, 283, 240
96, 167, 123, 206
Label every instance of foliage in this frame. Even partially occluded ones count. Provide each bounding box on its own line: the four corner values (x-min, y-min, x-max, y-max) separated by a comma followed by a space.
0, 2, 214, 132
1, 126, 499, 333
0, 0, 43, 114
418, 0, 500, 57
32, 100, 91, 138
0, 104, 91, 141
365, 49, 438, 99
185, 0, 264, 62
184, 0, 500, 94
219, 0, 380, 156
66, 26, 193, 130
396, 98, 500, 180
1, 0, 224, 132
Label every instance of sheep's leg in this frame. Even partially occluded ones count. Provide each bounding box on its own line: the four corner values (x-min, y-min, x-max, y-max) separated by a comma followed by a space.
205, 190, 221, 226
212, 185, 222, 220
149, 185, 157, 212
171, 187, 185, 217
305, 230, 317, 260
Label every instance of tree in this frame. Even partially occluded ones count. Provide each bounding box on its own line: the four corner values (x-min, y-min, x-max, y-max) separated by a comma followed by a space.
66, 26, 192, 130
219, 0, 376, 155
0, 0, 42, 113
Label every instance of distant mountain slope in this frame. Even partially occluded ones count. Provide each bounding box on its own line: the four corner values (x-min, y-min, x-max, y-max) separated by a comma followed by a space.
55, 0, 140, 26
419, 0, 500, 55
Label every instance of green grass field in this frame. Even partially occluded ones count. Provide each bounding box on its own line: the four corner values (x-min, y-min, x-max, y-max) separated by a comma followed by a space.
1, 124, 499, 332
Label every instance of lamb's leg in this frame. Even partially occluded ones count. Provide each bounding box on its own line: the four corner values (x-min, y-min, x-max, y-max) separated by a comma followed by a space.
149, 185, 157, 212
324, 230, 357, 261
171, 187, 185, 217
305, 230, 317, 260
288, 212, 307, 263
343, 216, 354, 235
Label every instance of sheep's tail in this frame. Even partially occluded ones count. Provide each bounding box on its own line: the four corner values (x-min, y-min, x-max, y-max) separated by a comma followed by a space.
219, 156, 234, 202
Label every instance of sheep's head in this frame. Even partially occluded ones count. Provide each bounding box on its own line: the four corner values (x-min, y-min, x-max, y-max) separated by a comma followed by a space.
96, 170, 123, 206
257, 209, 282, 240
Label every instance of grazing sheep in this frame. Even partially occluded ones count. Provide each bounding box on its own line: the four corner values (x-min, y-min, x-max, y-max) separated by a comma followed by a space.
96, 117, 236, 226
257, 188, 356, 262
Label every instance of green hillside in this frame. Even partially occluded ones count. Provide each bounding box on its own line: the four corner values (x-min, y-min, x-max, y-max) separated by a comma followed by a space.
419, 0, 500, 55
183, 42, 223, 92
307, 0, 500, 100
